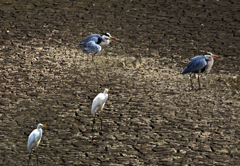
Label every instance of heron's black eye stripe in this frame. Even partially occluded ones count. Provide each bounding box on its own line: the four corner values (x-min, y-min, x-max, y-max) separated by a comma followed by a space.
103, 33, 110, 37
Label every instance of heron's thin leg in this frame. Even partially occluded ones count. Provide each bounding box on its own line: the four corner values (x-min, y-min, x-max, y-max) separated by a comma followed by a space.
28, 153, 31, 166
36, 151, 39, 166
92, 53, 94, 61
198, 73, 201, 89
100, 111, 103, 131
190, 73, 194, 89
92, 115, 96, 131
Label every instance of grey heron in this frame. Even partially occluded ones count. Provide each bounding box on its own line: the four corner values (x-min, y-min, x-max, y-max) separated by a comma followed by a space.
78, 33, 116, 61
182, 52, 218, 89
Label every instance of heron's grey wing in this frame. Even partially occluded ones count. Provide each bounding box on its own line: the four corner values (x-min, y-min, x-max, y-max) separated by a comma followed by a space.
83, 41, 101, 54
79, 34, 102, 47
182, 57, 207, 74
84, 34, 102, 44
190, 55, 204, 61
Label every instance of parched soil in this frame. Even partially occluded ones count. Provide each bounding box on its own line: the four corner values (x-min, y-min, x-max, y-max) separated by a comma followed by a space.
0, 0, 240, 165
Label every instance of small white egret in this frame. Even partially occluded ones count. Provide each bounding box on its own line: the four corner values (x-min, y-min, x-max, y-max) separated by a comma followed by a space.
27, 123, 47, 166
91, 89, 109, 131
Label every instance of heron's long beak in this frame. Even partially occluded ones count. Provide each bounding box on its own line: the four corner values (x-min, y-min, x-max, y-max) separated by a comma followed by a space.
110, 36, 116, 39
211, 55, 218, 57
107, 90, 109, 94
42, 125, 47, 129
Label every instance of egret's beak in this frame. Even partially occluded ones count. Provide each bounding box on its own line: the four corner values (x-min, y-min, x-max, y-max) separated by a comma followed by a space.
211, 55, 218, 58
42, 125, 47, 129
110, 36, 116, 39
107, 90, 109, 94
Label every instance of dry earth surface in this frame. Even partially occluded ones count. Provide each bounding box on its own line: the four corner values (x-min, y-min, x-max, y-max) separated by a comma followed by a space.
0, 0, 240, 165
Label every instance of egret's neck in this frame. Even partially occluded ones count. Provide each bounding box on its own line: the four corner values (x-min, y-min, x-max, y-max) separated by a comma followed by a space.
37, 127, 42, 133
104, 93, 108, 99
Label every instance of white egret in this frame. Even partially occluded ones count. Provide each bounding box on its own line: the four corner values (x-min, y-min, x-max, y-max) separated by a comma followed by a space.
27, 123, 47, 166
91, 89, 109, 131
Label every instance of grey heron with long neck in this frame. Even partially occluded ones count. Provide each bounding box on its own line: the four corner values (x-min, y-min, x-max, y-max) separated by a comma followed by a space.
182, 52, 218, 89
78, 33, 116, 61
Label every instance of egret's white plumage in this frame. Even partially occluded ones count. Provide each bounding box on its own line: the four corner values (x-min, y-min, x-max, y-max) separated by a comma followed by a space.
91, 89, 109, 130
27, 123, 47, 166
27, 124, 47, 152
91, 89, 109, 115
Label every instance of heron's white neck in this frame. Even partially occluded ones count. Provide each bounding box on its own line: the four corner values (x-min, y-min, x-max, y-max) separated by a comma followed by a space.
100, 39, 110, 46
205, 58, 214, 73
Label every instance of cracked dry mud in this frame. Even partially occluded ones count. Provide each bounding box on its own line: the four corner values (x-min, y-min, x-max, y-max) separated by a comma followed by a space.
0, 0, 240, 165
